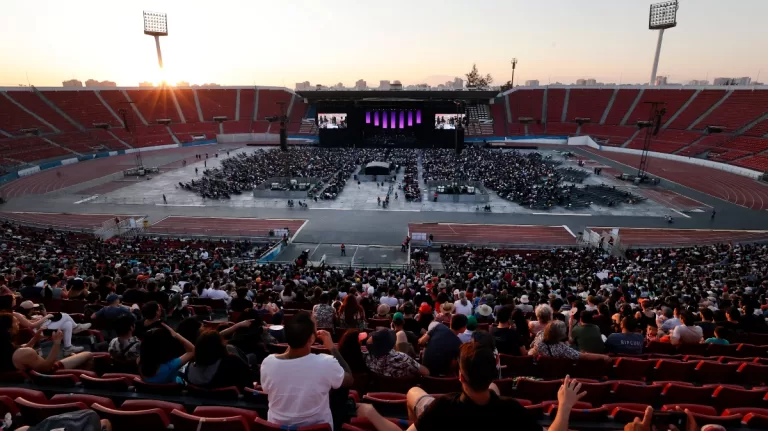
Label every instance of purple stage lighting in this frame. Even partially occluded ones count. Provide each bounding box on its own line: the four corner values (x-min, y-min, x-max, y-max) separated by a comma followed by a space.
383, 111, 388, 128
399, 111, 405, 129
391, 112, 396, 127
366, 112, 371, 124
374, 112, 379, 126
416, 110, 422, 124
408, 111, 413, 126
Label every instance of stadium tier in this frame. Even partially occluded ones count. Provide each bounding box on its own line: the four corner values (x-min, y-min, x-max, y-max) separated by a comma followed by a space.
0, 86, 767, 172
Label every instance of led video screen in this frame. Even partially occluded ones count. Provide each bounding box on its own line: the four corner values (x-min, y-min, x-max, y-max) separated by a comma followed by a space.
318, 113, 347, 129
434, 113, 465, 130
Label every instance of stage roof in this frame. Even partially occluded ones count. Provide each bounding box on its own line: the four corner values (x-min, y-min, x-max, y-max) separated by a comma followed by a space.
297, 90, 500, 102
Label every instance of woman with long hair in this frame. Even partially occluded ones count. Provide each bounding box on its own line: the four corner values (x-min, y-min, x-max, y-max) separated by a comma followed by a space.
336, 329, 367, 374
0, 312, 93, 373
184, 330, 254, 390
338, 295, 366, 330
138, 323, 195, 384
511, 308, 532, 349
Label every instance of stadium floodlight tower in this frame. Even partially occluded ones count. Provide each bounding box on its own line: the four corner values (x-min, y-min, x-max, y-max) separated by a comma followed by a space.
143, 11, 168, 69
648, 0, 679, 86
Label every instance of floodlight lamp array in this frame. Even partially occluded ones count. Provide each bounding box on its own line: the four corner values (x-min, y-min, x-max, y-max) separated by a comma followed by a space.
143, 11, 168, 36
649, 0, 678, 30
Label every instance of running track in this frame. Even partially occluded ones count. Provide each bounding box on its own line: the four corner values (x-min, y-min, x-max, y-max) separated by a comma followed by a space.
408, 223, 576, 246
635, 188, 709, 212
583, 147, 768, 210
590, 227, 768, 247
0, 212, 142, 230
147, 216, 307, 238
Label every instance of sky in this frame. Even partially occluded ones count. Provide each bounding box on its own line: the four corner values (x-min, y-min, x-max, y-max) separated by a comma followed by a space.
1, 0, 767, 88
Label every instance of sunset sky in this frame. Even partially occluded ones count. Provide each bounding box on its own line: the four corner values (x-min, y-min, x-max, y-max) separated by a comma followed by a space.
1, 0, 766, 88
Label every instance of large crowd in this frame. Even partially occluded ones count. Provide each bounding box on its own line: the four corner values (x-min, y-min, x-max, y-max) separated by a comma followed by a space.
1, 220, 768, 430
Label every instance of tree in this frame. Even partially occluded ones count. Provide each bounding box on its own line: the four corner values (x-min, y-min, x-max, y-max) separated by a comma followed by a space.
465, 64, 493, 88
499, 80, 514, 92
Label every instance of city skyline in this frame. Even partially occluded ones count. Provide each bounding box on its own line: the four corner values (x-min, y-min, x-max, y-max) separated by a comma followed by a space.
1, 0, 766, 88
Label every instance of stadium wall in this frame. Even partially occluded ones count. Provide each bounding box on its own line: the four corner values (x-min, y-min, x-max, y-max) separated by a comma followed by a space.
579, 137, 763, 179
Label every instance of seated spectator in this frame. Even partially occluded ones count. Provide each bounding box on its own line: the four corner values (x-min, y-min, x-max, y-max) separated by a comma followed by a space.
723, 306, 743, 332
260, 311, 353, 429
185, 329, 254, 390
375, 304, 391, 319
135, 301, 163, 338
313, 293, 336, 329
201, 281, 230, 304
230, 288, 253, 313
704, 326, 730, 345
420, 314, 465, 376
416, 303, 435, 334
380, 288, 399, 308
1, 312, 93, 373
121, 279, 148, 304
696, 307, 716, 339
16, 409, 111, 431
741, 303, 768, 334
357, 343, 583, 431
670, 311, 703, 345
365, 328, 429, 378
339, 295, 367, 330
138, 323, 194, 384
43, 276, 68, 300
570, 310, 605, 353
337, 329, 368, 374
659, 307, 682, 334
391, 312, 419, 350
529, 304, 552, 335
19, 275, 42, 300
511, 308, 532, 349
515, 295, 533, 313
458, 315, 477, 344
605, 317, 644, 355
454, 291, 473, 316
107, 314, 141, 372
490, 306, 525, 355
475, 303, 494, 323
65, 278, 88, 300
436, 302, 454, 325
530, 320, 609, 361
91, 294, 135, 324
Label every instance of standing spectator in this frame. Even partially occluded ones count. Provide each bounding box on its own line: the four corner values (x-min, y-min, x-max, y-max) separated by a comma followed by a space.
260, 312, 353, 430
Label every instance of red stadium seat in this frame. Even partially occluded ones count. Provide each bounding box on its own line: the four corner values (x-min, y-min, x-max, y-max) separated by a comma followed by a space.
50, 393, 115, 409
575, 381, 613, 406
370, 374, 419, 393
0, 371, 27, 383
737, 344, 768, 358
546, 405, 610, 421
348, 416, 411, 431
0, 395, 17, 417
514, 379, 562, 403
171, 409, 252, 431
652, 359, 696, 382
362, 393, 407, 417
661, 383, 715, 405
193, 406, 259, 422
92, 403, 171, 431
743, 412, 768, 428
186, 384, 242, 400
605, 403, 651, 423
420, 376, 462, 394
612, 382, 663, 404
677, 343, 708, 356
737, 362, 768, 387
120, 399, 186, 417
28, 370, 79, 387
535, 356, 573, 379
80, 375, 131, 392
571, 358, 611, 380
694, 361, 740, 384
706, 343, 740, 357
254, 417, 331, 431
132, 377, 184, 395
711, 386, 768, 410
0, 388, 47, 405
645, 341, 677, 355
498, 354, 535, 377
613, 358, 654, 381
15, 397, 87, 425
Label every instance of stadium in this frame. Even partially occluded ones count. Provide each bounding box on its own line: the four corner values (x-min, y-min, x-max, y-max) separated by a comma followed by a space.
1, 1, 768, 430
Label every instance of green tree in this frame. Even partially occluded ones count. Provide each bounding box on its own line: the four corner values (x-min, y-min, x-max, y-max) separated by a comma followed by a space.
465, 64, 493, 87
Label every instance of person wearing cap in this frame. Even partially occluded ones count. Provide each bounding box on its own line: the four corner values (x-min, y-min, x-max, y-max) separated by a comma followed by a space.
458, 315, 478, 344
420, 314, 466, 376
415, 302, 435, 335
474, 303, 494, 323
365, 329, 429, 378
435, 302, 455, 325
515, 295, 533, 313
92, 294, 135, 323
391, 312, 419, 357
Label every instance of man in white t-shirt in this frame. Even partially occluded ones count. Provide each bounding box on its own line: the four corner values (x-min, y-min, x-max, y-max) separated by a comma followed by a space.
380, 288, 399, 308
261, 311, 354, 430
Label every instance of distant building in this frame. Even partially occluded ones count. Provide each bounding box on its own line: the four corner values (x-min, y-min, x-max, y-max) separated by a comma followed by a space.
391, 81, 403, 91
453, 77, 464, 90
334, 82, 345, 90
687, 80, 709, 86
85, 79, 116, 87
415, 83, 429, 90
138, 81, 154, 87
355, 79, 366, 90
655, 76, 668, 86
586, 79, 597, 86
176, 81, 190, 87
201, 83, 220, 87
525, 80, 540, 87
295, 81, 311, 91
62, 79, 83, 87
379, 80, 391, 90
714, 77, 751, 86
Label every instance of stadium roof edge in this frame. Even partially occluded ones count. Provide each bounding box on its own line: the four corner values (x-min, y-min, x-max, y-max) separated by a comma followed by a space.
297, 90, 501, 102
0, 85, 297, 93
499, 84, 768, 96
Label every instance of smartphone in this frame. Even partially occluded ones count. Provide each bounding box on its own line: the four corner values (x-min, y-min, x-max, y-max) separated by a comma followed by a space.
652, 411, 687, 430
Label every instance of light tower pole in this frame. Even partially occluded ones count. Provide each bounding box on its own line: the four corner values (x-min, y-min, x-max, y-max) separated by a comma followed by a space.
143, 11, 168, 69
648, 1, 679, 86
511, 58, 518, 88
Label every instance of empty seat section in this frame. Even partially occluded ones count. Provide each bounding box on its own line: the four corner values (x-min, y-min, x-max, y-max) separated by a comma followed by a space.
567, 89, 613, 122
546, 89, 566, 122
626, 139, 687, 154
126, 89, 181, 123
490, 102, 506, 136
257, 89, 292, 120
288, 97, 308, 133
603, 89, 640, 125
743, 118, 768, 137
135, 125, 174, 147
239, 89, 256, 123
173, 89, 200, 123
733, 154, 768, 171
527, 123, 545, 135
222, 121, 252, 134
83, 129, 126, 151
581, 124, 635, 146
720, 136, 768, 153
696, 90, 768, 131
0, 136, 70, 163
508, 90, 543, 122
676, 134, 730, 157
7, 91, 77, 132
97, 90, 132, 123
41, 90, 121, 128
170, 123, 219, 142
625, 89, 695, 125
666, 90, 726, 130
546, 123, 577, 135
196, 89, 237, 120
48, 132, 109, 153
0, 92, 54, 134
